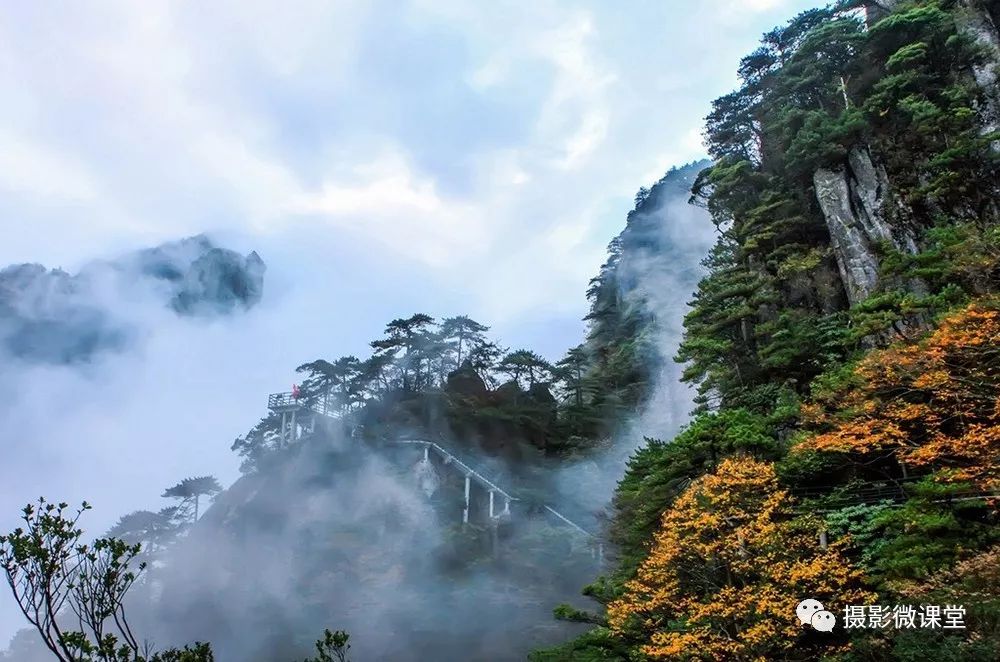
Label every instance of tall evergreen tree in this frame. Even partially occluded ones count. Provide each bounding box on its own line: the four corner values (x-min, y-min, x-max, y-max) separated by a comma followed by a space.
161, 476, 222, 522
370, 314, 436, 392
497, 350, 553, 389
439, 316, 490, 368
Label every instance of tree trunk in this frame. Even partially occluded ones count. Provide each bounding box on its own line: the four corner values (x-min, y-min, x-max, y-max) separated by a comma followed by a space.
575, 366, 583, 407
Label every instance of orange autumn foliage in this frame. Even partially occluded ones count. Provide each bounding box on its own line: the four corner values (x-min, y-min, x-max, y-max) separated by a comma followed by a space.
799, 300, 1000, 491
607, 458, 872, 661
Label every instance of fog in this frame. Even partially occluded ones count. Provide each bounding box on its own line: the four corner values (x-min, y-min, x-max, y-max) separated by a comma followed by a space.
0, 0, 830, 656
0, 174, 713, 658
0, 225, 589, 651
626, 194, 717, 439
553, 168, 717, 518
128, 424, 600, 660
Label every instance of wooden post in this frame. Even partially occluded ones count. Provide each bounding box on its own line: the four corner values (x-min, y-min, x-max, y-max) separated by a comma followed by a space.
819, 530, 828, 550
290, 409, 297, 442
280, 411, 288, 446
489, 490, 495, 519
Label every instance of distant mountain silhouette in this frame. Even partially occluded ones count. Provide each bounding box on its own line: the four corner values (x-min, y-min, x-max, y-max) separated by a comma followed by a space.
0, 235, 265, 363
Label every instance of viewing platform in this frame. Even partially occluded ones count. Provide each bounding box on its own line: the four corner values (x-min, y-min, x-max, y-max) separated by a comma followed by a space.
267, 392, 304, 412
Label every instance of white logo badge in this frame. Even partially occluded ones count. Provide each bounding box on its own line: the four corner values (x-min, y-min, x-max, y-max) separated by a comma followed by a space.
797, 598, 836, 631
796, 598, 824, 625
811, 610, 836, 632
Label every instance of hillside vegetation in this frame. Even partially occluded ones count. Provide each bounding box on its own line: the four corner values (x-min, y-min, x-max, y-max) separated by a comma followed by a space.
538, 1, 1000, 659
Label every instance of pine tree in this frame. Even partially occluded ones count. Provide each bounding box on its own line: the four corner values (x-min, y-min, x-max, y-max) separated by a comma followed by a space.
161, 476, 222, 522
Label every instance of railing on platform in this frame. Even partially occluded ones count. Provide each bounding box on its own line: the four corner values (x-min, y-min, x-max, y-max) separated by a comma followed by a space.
392, 438, 598, 544
267, 392, 300, 410
268, 391, 339, 418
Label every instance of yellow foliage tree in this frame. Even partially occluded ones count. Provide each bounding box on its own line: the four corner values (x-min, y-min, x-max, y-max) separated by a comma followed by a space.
799, 300, 1000, 491
607, 457, 872, 661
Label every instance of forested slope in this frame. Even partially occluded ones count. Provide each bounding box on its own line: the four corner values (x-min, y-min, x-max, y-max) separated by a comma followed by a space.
538, 1, 1000, 659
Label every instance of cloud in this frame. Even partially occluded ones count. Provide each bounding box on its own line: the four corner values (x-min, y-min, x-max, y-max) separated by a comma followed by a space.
739, 0, 795, 11
292, 150, 487, 267
0, 132, 100, 201
0, 0, 821, 308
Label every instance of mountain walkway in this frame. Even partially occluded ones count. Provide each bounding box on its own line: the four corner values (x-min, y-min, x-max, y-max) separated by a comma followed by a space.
268, 391, 604, 558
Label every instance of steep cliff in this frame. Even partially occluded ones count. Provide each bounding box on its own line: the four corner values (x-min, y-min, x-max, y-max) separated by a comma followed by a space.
579, 160, 713, 428
815, 0, 1000, 306
813, 146, 913, 304
956, 1, 1000, 139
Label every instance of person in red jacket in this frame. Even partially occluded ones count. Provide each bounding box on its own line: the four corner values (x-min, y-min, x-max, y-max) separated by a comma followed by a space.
291, 383, 301, 400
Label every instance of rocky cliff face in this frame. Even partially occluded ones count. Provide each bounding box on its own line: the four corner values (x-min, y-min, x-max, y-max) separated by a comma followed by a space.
124, 235, 266, 315
868, 1, 1000, 138
0, 235, 265, 363
812, 147, 918, 305
170, 248, 266, 315
864, 0, 901, 26
816, 1, 1000, 306
0, 264, 125, 363
957, 0, 1000, 142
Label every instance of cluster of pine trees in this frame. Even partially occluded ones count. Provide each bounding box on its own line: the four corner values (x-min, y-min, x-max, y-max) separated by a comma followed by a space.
231, 308, 669, 472
538, 1, 1000, 660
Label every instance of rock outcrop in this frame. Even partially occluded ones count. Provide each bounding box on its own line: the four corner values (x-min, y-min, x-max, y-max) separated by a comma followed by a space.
819, 1, 1000, 305
813, 147, 918, 305
445, 361, 489, 399
868, 1, 1000, 143
863, 0, 901, 26
0, 264, 124, 362
957, 0, 1000, 143
171, 248, 266, 315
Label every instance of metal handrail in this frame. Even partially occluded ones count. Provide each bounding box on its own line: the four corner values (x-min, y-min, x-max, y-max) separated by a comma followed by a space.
267, 392, 598, 540
268, 391, 341, 418
543, 505, 593, 538
394, 439, 596, 539
267, 392, 300, 409
393, 439, 517, 503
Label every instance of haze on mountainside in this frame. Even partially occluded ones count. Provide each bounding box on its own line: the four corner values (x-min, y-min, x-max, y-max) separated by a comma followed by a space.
3, 0, 1000, 660
0, 162, 712, 662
